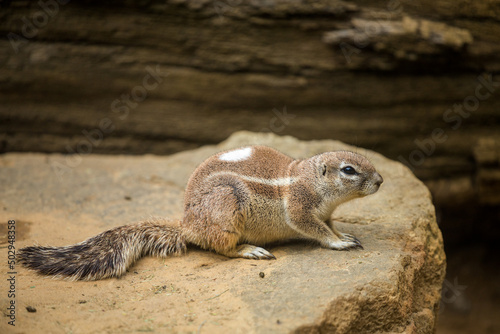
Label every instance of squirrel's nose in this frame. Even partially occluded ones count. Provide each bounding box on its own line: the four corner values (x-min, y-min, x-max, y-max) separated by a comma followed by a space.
374, 173, 383, 187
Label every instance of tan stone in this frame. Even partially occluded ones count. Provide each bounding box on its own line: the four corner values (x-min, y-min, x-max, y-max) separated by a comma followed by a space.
0, 131, 445, 333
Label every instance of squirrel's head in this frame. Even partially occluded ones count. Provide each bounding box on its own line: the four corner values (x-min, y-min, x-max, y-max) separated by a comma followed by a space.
314, 151, 383, 200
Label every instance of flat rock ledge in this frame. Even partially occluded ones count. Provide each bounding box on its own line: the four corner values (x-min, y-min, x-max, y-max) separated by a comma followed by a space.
0, 131, 445, 334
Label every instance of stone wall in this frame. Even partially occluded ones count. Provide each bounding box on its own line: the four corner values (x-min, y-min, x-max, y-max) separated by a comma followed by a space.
1, 0, 499, 243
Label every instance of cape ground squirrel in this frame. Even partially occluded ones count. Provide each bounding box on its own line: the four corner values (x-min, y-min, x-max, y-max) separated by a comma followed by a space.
19, 145, 383, 280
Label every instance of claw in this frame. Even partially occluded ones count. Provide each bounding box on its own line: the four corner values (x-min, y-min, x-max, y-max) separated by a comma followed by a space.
341, 233, 362, 247
341, 233, 359, 242
350, 243, 363, 250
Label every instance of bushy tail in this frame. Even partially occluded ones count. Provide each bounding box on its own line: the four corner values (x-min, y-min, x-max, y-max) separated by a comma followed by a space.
18, 219, 186, 281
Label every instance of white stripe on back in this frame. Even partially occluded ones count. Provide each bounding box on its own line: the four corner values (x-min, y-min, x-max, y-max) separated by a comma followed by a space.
209, 171, 296, 186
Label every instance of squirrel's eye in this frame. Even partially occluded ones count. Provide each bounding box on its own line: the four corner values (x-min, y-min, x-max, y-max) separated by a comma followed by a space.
341, 166, 357, 175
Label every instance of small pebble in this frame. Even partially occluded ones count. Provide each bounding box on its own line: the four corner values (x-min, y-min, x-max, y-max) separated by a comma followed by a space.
259, 272, 265, 278
26, 306, 37, 313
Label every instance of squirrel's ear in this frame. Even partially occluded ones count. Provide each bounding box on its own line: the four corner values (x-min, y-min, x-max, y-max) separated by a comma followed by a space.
322, 164, 327, 176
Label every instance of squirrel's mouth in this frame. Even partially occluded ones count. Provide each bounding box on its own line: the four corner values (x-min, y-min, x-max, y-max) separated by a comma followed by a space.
361, 177, 383, 195
366, 184, 381, 195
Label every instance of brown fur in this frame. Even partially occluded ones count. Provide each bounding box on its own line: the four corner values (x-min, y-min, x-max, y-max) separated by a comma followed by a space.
18, 146, 383, 280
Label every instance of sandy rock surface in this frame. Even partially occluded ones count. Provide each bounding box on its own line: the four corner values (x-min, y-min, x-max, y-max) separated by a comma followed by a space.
0, 131, 445, 333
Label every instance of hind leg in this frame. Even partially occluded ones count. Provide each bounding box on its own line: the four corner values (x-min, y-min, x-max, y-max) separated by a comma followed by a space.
182, 182, 275, 260
220, 244, 275, 260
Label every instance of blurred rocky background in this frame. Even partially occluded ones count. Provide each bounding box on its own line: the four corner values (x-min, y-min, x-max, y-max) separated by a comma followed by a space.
1, 0, 499, 332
